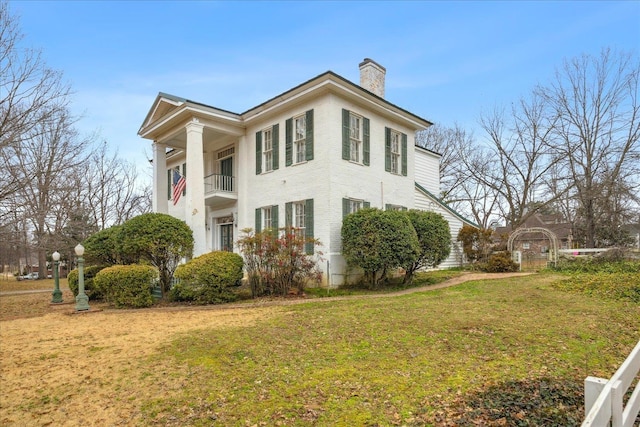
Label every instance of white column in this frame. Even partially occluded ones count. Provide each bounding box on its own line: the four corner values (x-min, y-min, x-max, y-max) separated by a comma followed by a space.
152, 142, 168, 213
185, 120, 207, 256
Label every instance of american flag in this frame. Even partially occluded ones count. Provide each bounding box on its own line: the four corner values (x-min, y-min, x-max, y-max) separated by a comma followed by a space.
172, 169, 186, 205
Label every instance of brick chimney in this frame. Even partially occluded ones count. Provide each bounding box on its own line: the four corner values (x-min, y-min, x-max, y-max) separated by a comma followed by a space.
359, 58, 386, 98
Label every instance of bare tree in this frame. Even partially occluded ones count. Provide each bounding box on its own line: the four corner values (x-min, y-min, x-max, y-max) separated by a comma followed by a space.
84, 142, 152, 230
416, 123, 475, 203
10, 107, 93, 278
0, 1, 70, 201
477, 94, 561, 228
539, 48, 640, 247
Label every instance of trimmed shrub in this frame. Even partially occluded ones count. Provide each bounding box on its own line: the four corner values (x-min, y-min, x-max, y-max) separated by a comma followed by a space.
480, 252, 520, 273
68, 265, 107, 300
93, 264, 157, 308
403, 210, 451, 284
118, 213, 194, 297
342, 208, 420, 288
171, 251, 244, 304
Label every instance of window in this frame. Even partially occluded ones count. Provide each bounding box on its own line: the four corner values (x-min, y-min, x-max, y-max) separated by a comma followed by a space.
349, 113, 362, 162
263, 128, 273, 172
342, 198, 370, 217
342, 109, 370, 165
255, 205, 278, 232
263, 206, 272, 230
385, 128, 407, 176
390, 130, 400, 174
167, 163, 186, 200
255, 124, 279, 174
522, 242, 530, 250
286, 110, 314, 166
285, 199, 314, 254
385, 204, 406, 211
294, 202, 306, 238
294, 115, 306, 163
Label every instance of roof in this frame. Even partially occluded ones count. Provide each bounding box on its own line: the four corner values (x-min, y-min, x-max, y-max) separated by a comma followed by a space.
139, 69, 433, 139
494, 213, 573, 240
415, 182, 478, 228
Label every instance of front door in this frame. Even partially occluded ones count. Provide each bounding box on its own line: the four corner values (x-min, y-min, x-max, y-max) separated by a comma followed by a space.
220, 157, 233, 192
220, 223, 233, 252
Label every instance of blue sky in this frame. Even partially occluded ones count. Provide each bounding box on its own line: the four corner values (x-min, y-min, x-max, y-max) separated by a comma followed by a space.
11, 1, 640, 184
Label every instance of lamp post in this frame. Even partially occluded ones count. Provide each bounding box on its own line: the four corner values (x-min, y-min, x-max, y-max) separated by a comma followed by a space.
51, 251, 63, 303
74, 244, 90, 311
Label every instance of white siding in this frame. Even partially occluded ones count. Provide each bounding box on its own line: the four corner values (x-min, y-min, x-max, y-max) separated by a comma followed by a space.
240, 93, 420, 286
414, 147, 441, 195
414, 187, 466, 269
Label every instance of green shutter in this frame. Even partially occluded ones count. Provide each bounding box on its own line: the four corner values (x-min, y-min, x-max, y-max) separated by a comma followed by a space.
385, 127, 391, 172
363, 117, 370, 166
255, 131, 262, 174
342, 109, 350, 160
272, 124, 279, 170
255, 208, 261, 232
305, 110, 314, 161
285, 202, 293, 228
342, 198, 349, 218
401, 133, 408, 176
182, 163, 186, 195
285, 118, 292, 166
167, 170, 171, 200
364, 201, 371, 209
272, 205, 279, 231
305, 198, 314, 254
385, 203, 391, 211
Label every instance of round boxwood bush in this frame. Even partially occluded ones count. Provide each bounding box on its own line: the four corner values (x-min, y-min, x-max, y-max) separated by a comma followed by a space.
171, 251, 243, 304
481, 252, 520, 273
94, 264, 157, 308
68, 265, 107, 300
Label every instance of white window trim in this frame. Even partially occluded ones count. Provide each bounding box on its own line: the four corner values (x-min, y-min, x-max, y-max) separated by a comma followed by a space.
347, 198, 364, 215
262, 128, 273, 173
293, 201, 306, 238
349, 112, 363, 164
294, 115, 306, 164
390, 130, 401, 174
262, 206, 273, 230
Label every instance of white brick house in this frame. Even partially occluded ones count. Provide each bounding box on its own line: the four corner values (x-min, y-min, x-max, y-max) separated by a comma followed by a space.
138, 59, 475, 286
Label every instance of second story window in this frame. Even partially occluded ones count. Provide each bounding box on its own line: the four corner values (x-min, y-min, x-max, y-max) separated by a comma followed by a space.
390, 130, 400, 174
263, 128, 273, 172
286, 110, 314, 166
342, 109, 370, 165
294, 115, 306, 164
256, 124, 278, 174
385, 127, 407, 176
349, 113, 362, 163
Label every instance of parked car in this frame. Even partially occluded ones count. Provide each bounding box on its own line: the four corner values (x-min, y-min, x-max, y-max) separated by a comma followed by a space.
20, 272, 39, 280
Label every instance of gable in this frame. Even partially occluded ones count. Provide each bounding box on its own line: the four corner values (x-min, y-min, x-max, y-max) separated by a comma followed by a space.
140, 93, 186, 131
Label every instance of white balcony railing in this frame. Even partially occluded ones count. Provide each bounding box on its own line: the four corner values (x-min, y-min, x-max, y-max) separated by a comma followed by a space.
204, 174, 235, 195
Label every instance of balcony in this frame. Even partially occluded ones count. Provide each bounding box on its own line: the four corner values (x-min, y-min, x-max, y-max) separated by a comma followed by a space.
204, 173, 237, 207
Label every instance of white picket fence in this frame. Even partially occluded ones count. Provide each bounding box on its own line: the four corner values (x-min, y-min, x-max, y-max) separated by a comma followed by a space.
582, 339, 640, 427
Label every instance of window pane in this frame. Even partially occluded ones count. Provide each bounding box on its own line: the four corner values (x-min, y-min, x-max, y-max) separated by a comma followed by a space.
296, 141, 305, 163
263, 207, 272, 229
295, 116, 306, 141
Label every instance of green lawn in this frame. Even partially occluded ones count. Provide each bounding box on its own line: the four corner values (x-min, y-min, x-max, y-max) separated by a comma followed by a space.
138, 272, 640, 426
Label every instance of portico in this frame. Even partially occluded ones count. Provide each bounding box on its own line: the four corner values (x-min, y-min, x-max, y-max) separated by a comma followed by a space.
139, 93, 244, 256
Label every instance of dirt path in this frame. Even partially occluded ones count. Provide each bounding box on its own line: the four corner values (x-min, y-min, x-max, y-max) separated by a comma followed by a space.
0, 272, 533, 426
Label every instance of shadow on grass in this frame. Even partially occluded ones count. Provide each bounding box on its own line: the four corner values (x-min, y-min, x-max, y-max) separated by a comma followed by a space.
426, 377, 584, 426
